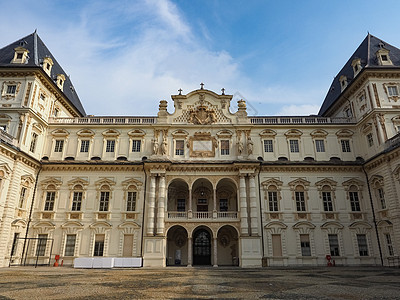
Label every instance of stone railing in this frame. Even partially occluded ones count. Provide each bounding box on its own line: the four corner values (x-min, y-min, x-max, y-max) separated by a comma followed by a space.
167, 211, 238, 220
49, 116, 157, 125
249, 116, 355, 125
0, 129, 19, 147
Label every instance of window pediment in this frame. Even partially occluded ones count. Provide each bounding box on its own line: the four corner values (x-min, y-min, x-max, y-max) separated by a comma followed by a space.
315, 178, 337, 190
361, 123, 373, 134
89, 221, 112, 229
42, 57, 54, 75
0, 163, 12, 178
21, 174, 35, 187
288, 178, 310, 190
376, 48, 393, 66
293, 221, 315, 231
349, 221, 372, 230
122, 178, 143, 190
259, 129, 277, 138
118, 221, 141, 229
32, 221, 56, 229
370, 175, 384, 187
321, 221, 344, 230
77, 129, 95, 137
68, 177, 89, 189
310, 129, 328, 138
336, 129, 354, 138
171, 129, 189, 138
102, 129, 120, 137
216, 130, 233, 138
61, 221, 84, 229
95, 178, 116, 189
342, 178, 363, 190
40, 177, 62, 189
261, 178, 283, 190
51, 128, 70, 137
128, 129, 146, 138
284, 129, 302, 138
12, 46, 29, 64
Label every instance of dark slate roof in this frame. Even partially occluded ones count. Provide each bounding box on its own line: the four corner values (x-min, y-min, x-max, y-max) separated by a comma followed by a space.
319, 34, 400, 116
0, 31, 86, 116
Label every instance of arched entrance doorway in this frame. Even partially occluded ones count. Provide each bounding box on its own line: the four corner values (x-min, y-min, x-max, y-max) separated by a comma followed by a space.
193, 228, 212, 265
166, 225, 188, 266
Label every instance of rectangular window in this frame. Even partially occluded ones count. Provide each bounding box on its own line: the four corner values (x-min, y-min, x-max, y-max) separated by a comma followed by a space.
132, 140, 141, 152
366, 133, 374, 147
290, 140, 299, 153
126, 191, 137, 211
328, 234, 340, 256
295, 191, 306, 211
71, 191, 82, 211
300, 234, 311, 256
44, 191, 55, 211
64, 234, 76, 256
36, 234, 48, 256
381, 55, 388, 61
378, 188, 386, 209
177, 199, 186, 212
357, 234, 369, 256
19, 187, 27, 208
263, 140, 273, 152
175, 140, 184, 155
315, 140, 325, 152
80, 140, 90, 153
6, 85, 16, 94
388, 86, 399, 96
221, 140, 229, 155
123, 234, 134, 257
322, 191, 333, 211
99, 191, 110, 211
385, 234, 394, 256
272, 234, 282, 257
219, 199, 228, 212
93, 234, 105, 256
268, 191, 279, 211
30, 133, 38, 153
349, 191, 361, 211
16, 53, 23, 59
11, 233, 19, 256
341, 140, 351, 152
106, 140, 115, 152
54, 140, 64, 152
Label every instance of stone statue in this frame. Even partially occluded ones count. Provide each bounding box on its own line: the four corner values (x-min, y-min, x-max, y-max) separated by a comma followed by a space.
237, 140, 244, 155
161, 137, 167, 155
153, 138, 159, 155
247, 137, 253, 155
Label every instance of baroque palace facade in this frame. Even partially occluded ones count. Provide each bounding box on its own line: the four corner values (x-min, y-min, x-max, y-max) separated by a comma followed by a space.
0, 31, 399, 268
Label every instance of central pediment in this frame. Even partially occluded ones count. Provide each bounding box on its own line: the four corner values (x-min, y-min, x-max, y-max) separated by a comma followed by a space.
169, 89, 234, 124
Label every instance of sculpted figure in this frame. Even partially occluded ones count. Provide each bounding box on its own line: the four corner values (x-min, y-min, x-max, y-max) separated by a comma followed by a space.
247, 137, 253, 155
153, 138, 159, 155
237, 140, 244, 155
161, 137, 167, 155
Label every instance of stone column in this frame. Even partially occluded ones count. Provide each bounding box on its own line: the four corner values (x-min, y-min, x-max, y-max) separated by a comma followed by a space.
249, 174, 258, 235
146, 175, 156, 235
187, 237, 192, 267
188, 188, 192, 219
156, 175, 166, 236
213, 237, 218, 267
213, 188, 217, 219
239, 175, 248, 235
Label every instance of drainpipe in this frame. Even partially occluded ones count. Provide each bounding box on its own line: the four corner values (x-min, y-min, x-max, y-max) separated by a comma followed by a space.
362, 165, 383, 266
20, 165, 41, 265
140, 162, 147, 267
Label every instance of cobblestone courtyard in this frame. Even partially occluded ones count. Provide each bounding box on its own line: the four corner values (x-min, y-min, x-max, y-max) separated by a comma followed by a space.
0, 266, 399, 299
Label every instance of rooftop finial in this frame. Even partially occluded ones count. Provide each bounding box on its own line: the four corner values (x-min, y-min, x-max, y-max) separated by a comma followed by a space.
178, 88, 182, 95
200, 82, 204, 89
221, 88, 225, 95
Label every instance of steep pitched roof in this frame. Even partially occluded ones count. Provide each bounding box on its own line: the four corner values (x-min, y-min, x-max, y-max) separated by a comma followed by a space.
0, 31, 86, 116
318, 34, 400, 116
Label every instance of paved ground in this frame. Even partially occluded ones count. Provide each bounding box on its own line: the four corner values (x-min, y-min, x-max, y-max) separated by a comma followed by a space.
0, 266, 399, 299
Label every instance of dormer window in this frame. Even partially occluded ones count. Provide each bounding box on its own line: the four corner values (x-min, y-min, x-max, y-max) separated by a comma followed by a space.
351, 58, 362, 76
339, 75, 348, 91
56, 74, 65, 91
11, 46, 29, 64
376, 48, 393, 66
42, 57, 54, 76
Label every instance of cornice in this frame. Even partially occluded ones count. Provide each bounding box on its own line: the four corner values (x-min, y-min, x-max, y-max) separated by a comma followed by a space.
0, 143, 41, 169
260, 164, 363, 173
41, 163, 143, 172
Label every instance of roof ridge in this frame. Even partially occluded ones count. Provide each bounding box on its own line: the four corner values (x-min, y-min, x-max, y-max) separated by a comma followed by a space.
366, 33, 371, 67
0, 32, 34, 52
33, 30, 38, 65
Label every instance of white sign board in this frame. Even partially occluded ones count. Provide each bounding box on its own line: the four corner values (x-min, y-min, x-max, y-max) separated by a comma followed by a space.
193, 140, 212, 151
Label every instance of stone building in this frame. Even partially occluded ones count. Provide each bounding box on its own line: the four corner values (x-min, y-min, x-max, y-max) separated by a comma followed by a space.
0, 31, 399, 268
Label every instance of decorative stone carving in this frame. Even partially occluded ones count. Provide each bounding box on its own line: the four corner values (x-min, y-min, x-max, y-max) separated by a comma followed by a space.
188, 105, 216, 125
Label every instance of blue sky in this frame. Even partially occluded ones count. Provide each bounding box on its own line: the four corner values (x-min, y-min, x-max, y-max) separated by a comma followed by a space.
1, 0, 400, 116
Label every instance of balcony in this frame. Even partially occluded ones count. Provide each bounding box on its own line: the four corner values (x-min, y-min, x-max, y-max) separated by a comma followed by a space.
166, 211, 239, 221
